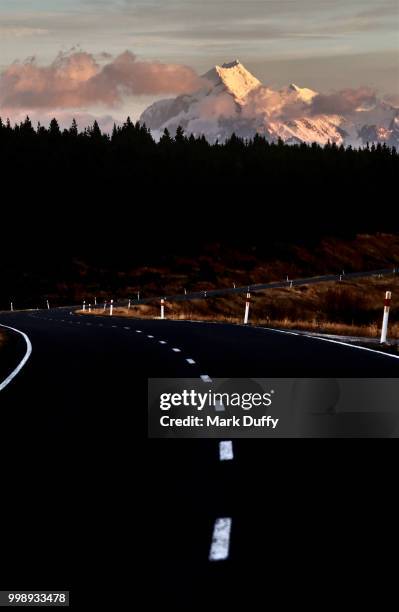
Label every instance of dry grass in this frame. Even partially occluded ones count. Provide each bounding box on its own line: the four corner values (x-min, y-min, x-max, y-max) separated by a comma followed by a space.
76, 276, 399, 339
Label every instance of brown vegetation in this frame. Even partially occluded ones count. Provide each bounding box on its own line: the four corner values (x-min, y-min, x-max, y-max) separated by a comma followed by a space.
77, 276, 399, 340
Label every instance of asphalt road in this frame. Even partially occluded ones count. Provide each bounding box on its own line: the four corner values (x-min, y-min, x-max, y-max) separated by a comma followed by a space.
0, 308, 398, 605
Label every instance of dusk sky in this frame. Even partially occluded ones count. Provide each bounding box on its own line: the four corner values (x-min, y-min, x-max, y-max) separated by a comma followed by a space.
0, 0, 398, 126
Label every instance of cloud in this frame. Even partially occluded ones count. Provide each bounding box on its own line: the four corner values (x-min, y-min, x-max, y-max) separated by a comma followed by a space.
0, 50, 203, 110
0, 26, 48, 38
309, 88, 377, 115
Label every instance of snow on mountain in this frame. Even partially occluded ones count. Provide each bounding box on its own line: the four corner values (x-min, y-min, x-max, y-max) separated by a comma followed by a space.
202, 60, 262, 102
140, 60, 398, 147
287, 83, 318, 103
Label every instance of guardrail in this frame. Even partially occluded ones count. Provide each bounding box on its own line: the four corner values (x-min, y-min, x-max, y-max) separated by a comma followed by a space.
1, 267, 397, 314
117, 267, 397, 307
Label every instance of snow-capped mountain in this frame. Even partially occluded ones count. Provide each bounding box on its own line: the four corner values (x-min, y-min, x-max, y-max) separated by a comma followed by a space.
140, 60, 398, 147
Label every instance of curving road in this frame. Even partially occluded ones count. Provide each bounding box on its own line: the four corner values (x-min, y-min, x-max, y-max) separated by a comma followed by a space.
1, 308, 398, 603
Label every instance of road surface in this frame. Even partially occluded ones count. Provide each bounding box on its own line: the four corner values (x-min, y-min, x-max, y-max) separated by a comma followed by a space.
0, 308, 398, 604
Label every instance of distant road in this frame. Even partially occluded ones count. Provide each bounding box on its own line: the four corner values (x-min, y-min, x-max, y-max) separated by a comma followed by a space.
118, 266, 397, 305
0, 307, 398, 602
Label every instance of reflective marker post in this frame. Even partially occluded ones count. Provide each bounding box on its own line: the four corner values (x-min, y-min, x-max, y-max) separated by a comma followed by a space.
244, 292, 251, 325
380, 291, 392, 344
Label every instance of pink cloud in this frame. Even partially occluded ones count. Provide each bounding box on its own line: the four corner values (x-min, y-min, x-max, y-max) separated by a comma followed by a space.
0, 50, 202, 110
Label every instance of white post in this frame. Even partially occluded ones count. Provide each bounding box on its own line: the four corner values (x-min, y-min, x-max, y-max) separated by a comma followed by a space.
339, 274, 342, 281
83, 300, 86, 312
233, 283, 236, 289
244, 292, 251, 325
290, 281, 293, 289
128, 299, 131, 310
103, 301, 107, 312
110, 299, 114, 317
380, 291, 392, 343
89, 304, 91, 313
161, 298, 165, 320
10, 302, 13, 312
94, 297, 97, 307
184, 288, 187, 295
286, 275, 289, 282
46, 300, 50, 310
137, 291, 140, 301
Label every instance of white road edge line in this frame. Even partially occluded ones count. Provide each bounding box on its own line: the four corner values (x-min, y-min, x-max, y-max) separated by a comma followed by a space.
209, 517, 232, 561
219, 441, 234, 461
0, 324, 33, 392
262, 327, 399, 360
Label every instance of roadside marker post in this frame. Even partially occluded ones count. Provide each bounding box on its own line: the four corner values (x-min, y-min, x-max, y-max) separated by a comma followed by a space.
244, 292, 251, 325
161, 298, 165, 320
380, 291, 392, 344
83, 300, 86, 312
94, 297, 97, 308
10, 302, 13, 312
103, 301, 107, 312
110, 299, 114, 317
46, 300, 50, 310
89, 304, 92, 313
137, 291, 140, 302
128, 299, 131, 310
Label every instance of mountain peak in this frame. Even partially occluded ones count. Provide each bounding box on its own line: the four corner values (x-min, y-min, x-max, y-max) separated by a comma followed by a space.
288, 83, 318, 103
221, 59, 241, 69
203, 60, 261, 101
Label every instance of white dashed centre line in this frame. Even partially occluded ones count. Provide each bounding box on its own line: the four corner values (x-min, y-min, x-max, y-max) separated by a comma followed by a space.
209, 518, 232, 561
147, 335, 154, 339
124, 327, 131, 330
186, 358, 195, 364
172, 348, 181, 352
200, 375, 212, 383
159, 341, 167, 344
136, 330, 142, 334
219, 441, 234, 461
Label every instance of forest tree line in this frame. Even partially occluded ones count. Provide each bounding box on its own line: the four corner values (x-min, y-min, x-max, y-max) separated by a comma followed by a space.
0, 115, 398, 251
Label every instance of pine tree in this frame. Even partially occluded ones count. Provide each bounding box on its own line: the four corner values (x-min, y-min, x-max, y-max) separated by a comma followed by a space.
69, 118, 78, 137
49, 118, 61, 136
175, 126, 185, 144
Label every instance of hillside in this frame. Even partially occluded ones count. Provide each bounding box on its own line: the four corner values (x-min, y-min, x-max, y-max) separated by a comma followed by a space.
2, 233, 399, 312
